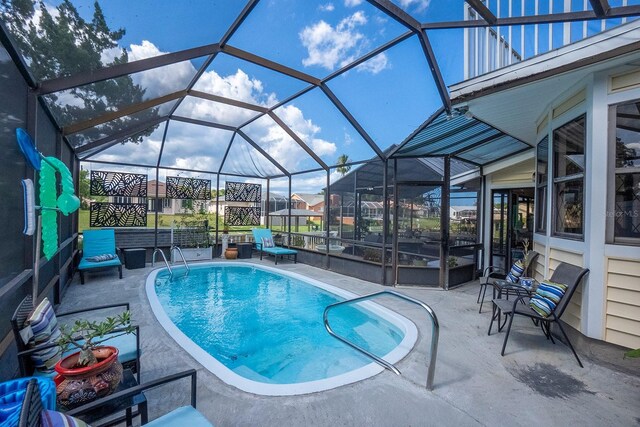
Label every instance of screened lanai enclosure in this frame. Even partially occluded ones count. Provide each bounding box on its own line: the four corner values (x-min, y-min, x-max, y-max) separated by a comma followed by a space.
2, 0, 640, 308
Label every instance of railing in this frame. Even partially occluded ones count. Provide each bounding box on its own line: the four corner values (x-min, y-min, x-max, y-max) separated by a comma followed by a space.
152, 248, 172, 275
323, 290, 439, 390
170, 245, 190, 273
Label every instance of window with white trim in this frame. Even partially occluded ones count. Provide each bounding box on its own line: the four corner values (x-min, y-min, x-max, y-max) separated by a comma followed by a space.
611, 100, 640, 243
535, 136, 548, 233
553, 115, 585, 238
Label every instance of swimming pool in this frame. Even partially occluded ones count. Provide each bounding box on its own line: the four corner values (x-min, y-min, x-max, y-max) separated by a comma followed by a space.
146, 262, 417, 395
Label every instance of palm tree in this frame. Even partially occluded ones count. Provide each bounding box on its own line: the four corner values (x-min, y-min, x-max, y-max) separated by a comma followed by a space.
336, 154, 351, 176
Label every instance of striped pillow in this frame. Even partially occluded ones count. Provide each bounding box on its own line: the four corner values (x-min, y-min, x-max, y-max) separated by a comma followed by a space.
505, 260, 525, 283
41, 409, 89, 427
529, 281, 568, 317
86, 253, 118, 262
26, 298, 62, 373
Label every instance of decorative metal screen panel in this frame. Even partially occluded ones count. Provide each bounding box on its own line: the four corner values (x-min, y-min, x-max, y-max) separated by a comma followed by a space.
90, 203, 147, 227
166, 176, 211, 200
225, 182, 261, 202
90, 171, 147, 197
225, 207, 261, 226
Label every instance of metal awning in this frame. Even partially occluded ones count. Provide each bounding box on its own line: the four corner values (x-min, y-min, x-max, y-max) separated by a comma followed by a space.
391, 110, 532, 166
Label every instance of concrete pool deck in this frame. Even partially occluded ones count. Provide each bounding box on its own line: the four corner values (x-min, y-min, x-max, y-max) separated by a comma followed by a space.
59, 258, 640, 426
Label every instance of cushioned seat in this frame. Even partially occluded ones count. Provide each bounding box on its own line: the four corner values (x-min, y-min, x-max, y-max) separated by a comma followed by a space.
78, 229, 123, 284
262, 247, 297, 255
146, 406, 213, 427
78, 256, 122, 270
251, 228, 297, 265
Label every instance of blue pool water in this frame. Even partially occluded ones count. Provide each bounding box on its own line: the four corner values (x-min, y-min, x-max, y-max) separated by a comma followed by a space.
147, 263, 416, 394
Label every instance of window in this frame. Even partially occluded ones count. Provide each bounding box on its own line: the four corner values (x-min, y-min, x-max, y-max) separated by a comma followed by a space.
535, 137, 548, 233
163, 198, 172, 208
553, 115, 585, 237
114, 196, 133, 204
611, 101, 640, 242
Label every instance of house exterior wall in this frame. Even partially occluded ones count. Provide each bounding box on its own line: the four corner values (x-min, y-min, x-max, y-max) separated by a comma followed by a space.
522, 66, 640, 348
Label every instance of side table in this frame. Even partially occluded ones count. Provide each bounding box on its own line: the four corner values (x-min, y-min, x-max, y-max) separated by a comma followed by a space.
237, 242, 253, 259
123, 248, 146, 269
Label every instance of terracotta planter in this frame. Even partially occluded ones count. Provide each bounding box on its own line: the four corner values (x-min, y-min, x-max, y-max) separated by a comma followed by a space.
225, 248, 238, 259
55, 346, 123, 410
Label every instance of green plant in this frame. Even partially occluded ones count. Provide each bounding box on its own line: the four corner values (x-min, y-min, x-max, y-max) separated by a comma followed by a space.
57, 311, 135, 367
362, 248, 381, 262
291, 235, 305, 247
624, 348, 640, 359
447, 256, 458, 268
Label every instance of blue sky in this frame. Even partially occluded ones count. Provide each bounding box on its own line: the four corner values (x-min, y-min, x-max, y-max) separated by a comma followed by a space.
33, 0, 630, 192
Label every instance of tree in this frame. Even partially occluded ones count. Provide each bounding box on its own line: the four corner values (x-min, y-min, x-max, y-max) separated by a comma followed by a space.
336, 154, 351, 176
78, 168, 105, 208
1, 0, 159, 143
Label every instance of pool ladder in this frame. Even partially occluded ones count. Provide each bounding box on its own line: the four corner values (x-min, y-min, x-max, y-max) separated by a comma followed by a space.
323, 290, 439, 391
152, 246, 190, 276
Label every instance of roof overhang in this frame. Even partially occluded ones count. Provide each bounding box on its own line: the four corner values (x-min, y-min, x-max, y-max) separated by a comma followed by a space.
449, 20, 640, 144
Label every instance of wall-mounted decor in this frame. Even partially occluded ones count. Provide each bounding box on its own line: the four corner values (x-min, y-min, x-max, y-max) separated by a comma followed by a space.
90, 203, 147, 227
225, 207, 261, 226
90, 171, 147, 197
166, 176, 211, 200
225, 182, 261, 202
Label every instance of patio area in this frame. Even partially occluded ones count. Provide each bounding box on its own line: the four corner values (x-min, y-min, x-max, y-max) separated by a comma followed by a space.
58, 261, 640, 426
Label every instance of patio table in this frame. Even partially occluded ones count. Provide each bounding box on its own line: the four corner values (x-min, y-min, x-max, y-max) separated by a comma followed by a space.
490, 280, 536, 332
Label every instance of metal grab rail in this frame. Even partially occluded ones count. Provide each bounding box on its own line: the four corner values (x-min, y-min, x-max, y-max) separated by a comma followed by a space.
152, 248, 172, 275
170, 245, 190, 273
323, 290, 439, 390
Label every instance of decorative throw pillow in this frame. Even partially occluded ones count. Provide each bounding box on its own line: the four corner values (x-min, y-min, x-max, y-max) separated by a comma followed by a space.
505, 260, 525, 283
529, 280, 568, 317
26, 298, 62, 373
86, 253, 118, 262
261, 237, 275, 248
41, 409, 89, 427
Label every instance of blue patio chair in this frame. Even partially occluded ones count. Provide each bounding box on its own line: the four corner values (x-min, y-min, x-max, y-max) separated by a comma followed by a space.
78, 229, 123, 284
251, 228, 297, 265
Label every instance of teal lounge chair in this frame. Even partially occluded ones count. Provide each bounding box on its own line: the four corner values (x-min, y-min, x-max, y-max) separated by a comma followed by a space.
78, 229, 123, 284
251, 228, 297, 265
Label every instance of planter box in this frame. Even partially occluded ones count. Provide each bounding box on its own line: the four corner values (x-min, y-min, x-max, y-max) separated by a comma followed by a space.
172, 247, 212, 263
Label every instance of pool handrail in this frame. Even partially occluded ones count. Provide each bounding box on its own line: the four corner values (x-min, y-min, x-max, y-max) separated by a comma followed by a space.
152, 248, 173, 275
171, 245, 190, 273
323, 290, 439, 391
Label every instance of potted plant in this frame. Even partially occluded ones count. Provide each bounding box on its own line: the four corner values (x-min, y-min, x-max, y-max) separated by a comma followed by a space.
54, 311, 135, 409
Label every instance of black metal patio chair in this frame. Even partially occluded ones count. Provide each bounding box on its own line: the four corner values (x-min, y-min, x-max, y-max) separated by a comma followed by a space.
488, 262, 589, 367
18, 370, 212, 426
11, 295, 141, 381
478, 250, 539, 313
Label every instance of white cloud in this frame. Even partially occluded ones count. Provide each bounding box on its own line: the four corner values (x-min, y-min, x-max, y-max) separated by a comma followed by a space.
398, 0, 431, 12
89, 41, 337, 181
319, 3, 335, 12
344, 0, 363, 6
299, 11, 389, 73
356, 52, 388, 74
127, 41, 194, 100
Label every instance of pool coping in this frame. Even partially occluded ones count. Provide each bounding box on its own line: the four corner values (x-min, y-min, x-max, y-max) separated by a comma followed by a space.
145, 261, 418, 396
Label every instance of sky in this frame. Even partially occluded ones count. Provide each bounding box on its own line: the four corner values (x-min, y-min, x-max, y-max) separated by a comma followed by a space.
27, 0, 632, 193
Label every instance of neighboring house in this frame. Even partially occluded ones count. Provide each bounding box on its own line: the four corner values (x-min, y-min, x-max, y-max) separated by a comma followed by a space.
207, 195, 255, 216
291, 193, 326, 212
107, 180, 213, 215
450, 206, 477, 221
